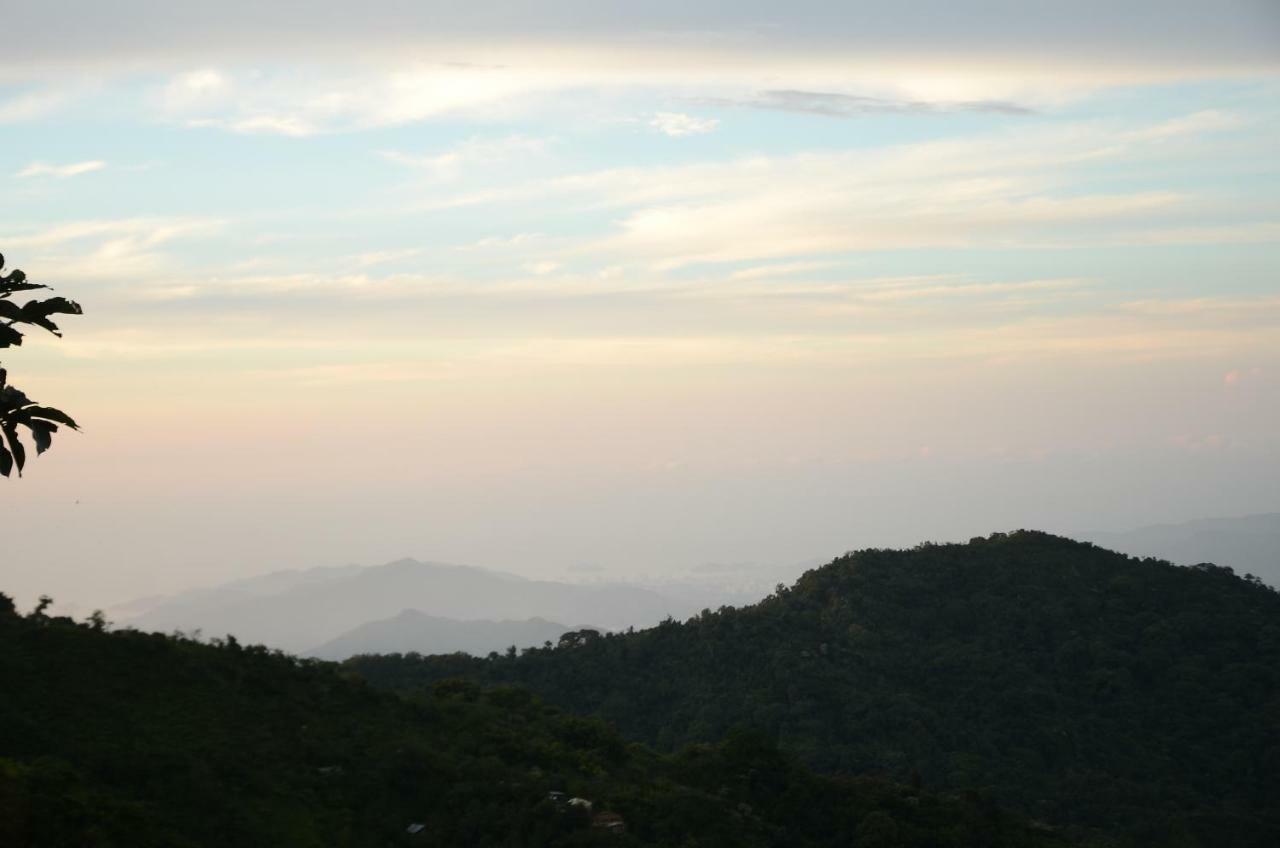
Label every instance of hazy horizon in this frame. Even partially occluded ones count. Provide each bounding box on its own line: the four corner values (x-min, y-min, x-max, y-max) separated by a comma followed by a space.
3, 1, 1278, 612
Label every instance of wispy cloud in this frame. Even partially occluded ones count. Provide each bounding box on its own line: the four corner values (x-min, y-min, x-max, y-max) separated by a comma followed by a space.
15, 160, 106, 179
650, 112, 719, 137
523, 261, 562, 276
159, 69, 230, 109
728, 261, 841, 281
0, 217, 225, 282
702, 89, 1034, 117
155, 65, 568, 136
456, 233, 542, 252
457, 110, 1260, 269
1, 217, 222, 251
352, 248, 423, 267
0, 87, 75, 124
381, 135, 550, 179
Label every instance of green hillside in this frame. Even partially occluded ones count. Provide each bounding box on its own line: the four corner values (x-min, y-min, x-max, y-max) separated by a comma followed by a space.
0, 592, 1067, 848
348, 532, 1280, 846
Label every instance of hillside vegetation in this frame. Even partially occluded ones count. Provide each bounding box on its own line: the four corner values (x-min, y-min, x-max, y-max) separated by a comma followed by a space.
348, 532, 1280, 846
0, 592, 1067, 848
308, 611, 582, 661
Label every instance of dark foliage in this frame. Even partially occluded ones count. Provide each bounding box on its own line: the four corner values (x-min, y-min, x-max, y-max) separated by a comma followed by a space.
348, 532, 1280, 847
0, 593, 1069, 847
0, 252, 82, 476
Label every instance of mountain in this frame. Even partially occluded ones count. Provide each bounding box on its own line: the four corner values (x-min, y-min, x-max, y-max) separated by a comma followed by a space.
348, 532, 1280, 847
127, 558, 678, 653
0, 593, 1069, 848
1084, 513, 1280, 587
307, 611, 585, 660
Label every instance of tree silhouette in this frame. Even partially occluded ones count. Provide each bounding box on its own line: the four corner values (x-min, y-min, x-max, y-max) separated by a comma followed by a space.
0, 252, 81, 477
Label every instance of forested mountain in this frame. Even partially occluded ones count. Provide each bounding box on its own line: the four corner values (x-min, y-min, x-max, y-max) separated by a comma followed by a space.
0, 595, 1069, 848
349, 532, 1280, 847
1084, 513, 1280, 587
127, 558, 678, 653
308, 611, 584, 661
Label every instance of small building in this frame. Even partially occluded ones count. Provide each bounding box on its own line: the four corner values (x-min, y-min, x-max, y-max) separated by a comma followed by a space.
568, 797, 593, 812
405, 823, 426, 836
547, 790, 568, 805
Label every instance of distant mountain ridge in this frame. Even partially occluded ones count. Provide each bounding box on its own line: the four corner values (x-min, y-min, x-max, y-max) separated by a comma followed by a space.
126, 558, 677, 653
307, 610, 590, 660
1084, 512, 1280, 586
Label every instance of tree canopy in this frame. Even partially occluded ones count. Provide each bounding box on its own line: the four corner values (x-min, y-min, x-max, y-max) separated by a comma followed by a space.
0, 252, 81, 477
0, 595, 1072, 847
348, 532, 1280, 847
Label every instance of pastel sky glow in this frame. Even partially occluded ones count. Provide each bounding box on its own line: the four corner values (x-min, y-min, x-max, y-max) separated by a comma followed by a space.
2, 1, 1279, 609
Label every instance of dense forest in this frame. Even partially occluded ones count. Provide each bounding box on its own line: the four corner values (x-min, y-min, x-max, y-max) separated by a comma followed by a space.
0, 591, 1071, 847
349, 532, 1280, 847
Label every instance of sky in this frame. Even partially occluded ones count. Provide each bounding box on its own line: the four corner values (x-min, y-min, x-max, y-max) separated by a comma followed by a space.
2, 1, 1279, 611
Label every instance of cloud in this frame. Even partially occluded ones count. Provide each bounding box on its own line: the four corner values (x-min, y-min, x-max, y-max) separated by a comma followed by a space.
703, 89, 1034, 117
15, 160, 106, 179
128, 52, 1272, 137
650, 112, 719, 137
430, 104, 1239, 219
200, 114, 317, 137
160, 69, 229, 108
1, 217, 221, 251
663, 275, 1094, 314
0, 87, 76, 123
1127, 109, 1246, 141
851, 277, 1091, 304
381, 135, 550, 178
5, 2, 1278, 77
728, 261, 840, 281
471, 110, 1264, 268
156, 66, 571, 136
1, 5, 1272, 135
157, 70, 322, 135
352, 248, 423, 267
457, 233, 542, 251
0, 217, 225, 282
573, 161, 1174, 269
